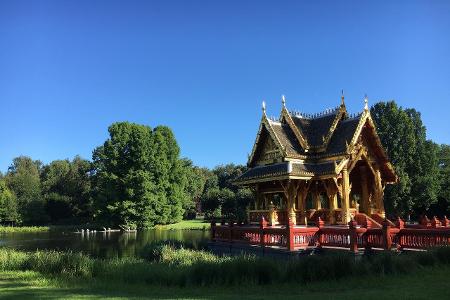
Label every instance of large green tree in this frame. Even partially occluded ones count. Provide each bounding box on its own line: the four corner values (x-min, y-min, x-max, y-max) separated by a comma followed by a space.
92, 122, 189, 228
40, 156, 92, 223
5, 156, 48, 224
371, 101, 440, 217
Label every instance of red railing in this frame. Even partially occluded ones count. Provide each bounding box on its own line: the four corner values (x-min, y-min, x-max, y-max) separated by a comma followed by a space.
397, 228, 450, 250
211, 216, 450, 253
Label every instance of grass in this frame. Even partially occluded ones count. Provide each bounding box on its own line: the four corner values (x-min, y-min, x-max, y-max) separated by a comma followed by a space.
1, 245, 450, 298
1, 266, 449, 299
1, 244, 450, 287
0, 220, 210, 233
0, 226, 50, 233
154, 219, 210, 230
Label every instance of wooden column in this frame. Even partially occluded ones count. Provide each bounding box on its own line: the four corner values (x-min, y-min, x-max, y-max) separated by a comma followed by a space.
313, 184, 321, 210
342, 167, 351, 223
360, 166, 369, 214
281, 180, 298, 226
288, 181, 297, 225
296, 181, 309, 225
329, 192, 338, 224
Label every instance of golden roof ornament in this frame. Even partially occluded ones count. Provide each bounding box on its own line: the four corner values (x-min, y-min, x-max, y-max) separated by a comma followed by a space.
364, 94, 369, 111
341, 89, 345, 106
262, 100, 266, 115
281, 95, 286, 107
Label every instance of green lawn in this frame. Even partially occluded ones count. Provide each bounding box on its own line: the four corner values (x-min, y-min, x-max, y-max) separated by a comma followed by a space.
155, 219, 210, 230
0, 226, 49, 233
0, 266, 449, 299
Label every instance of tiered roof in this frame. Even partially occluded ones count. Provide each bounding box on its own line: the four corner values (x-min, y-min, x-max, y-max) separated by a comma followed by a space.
235, 95, 397, 184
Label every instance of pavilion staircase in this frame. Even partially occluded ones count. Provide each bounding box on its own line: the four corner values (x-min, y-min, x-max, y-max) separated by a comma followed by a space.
355, 213, 382, 228
370, 213, 396, 227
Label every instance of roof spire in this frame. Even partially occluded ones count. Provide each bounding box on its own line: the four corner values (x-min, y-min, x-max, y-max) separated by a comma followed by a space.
364, 94, 369, 110
281, 95, 286, 107
262, 100, 266, 115
341, 89, 345, 106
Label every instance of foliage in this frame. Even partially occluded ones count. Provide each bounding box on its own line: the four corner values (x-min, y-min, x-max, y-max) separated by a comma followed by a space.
371, 102, 440, 217
200, 164, 252, 221
40, 156, 93, 223
0, 179, 19, 223
430, 144, 450, 216
4, 156, 47, 224
179, 159, 208, 219
92, 122, 192, 228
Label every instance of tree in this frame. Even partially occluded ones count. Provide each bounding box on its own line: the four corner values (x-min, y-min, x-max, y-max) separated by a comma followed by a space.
5, 156, 47, 224
179, 159, 208, 219
371, 102, 440, 217
0, 179, 19, 223
429, 144, 450, 217
200, 164, 252, 221
92, 122, 189, 228
40, 156, 92, 223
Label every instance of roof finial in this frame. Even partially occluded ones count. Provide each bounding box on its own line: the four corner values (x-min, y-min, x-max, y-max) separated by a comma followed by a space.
341, 89, 345, 106
262, 100, 266, 115
281, 95, 286, 107
364, 94, 369, 110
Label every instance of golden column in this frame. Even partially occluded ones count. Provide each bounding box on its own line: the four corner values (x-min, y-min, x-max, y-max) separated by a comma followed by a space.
374, 166, 385, 217
342, 167, 351, 223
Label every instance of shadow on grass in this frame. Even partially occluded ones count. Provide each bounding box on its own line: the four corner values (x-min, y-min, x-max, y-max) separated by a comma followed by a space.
1, 267, 450, 300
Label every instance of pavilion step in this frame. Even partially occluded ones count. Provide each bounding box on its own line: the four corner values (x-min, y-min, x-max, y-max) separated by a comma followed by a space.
370, 213, 396, 227
355, 213, 382, 228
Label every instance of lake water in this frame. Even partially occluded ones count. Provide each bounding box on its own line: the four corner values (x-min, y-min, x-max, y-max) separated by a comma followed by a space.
0, 229, 210, 258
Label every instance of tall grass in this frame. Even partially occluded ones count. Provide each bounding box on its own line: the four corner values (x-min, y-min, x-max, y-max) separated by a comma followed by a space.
1, 245, 449, 287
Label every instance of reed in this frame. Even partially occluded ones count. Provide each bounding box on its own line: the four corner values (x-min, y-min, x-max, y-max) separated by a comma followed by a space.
0, 246, 449, 287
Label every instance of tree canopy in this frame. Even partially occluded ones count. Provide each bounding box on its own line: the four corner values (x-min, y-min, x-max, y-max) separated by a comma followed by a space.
200, 164, 252, 221
371, 101, 440, 217
4, 156, 47, 224
92, 122, 192, 228
40, 156, 92, 223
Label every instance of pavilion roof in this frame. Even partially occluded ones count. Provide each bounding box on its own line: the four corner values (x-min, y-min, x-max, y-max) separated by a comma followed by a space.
237, 95, 397, 184
235, 161, 337, 184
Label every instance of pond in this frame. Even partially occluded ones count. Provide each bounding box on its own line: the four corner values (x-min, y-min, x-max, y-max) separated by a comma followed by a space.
0, 229, 210, 259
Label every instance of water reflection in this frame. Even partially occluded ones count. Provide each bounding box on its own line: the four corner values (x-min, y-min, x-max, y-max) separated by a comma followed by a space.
0, 229, 210, 259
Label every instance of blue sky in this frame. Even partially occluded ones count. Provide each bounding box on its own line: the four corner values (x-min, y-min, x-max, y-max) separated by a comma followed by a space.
1, 0, 449, 172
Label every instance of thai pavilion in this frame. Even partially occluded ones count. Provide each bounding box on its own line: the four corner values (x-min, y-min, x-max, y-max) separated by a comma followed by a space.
234, 94, 397, 226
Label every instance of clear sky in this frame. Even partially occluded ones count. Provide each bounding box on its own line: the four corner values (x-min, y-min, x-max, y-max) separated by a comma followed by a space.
1, 0, 449, 172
